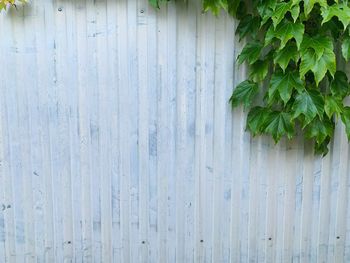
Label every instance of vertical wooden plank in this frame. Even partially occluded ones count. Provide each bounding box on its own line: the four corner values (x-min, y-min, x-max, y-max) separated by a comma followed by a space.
0, 13, 17, 263
327, 122, 343, 263
6, 8, 28, 263
299, 143, 315, 263
137, 0, 150, 262
221, 14, 235, 263
317, 151, 332, 263
116, 0, 131, 262
126, 1, 141, 262
144, 1, 158, 262
164, 3, 177, 262
212, 9, 229, 263
174, 2, 190, 262
281, 138, 299, 262
66, 1, 83, 261
156, 4, 171, 263
334, 127, 349, 263
229, 19, 250, 263
32, 1, 57, 260
75, 0, 94, 261
202, 12, 216, 263
194, 5, 207, 263
104, 0, 122, 261
95, 0, 113, 261
274, 142, 285, 263
264, 141, 281, 263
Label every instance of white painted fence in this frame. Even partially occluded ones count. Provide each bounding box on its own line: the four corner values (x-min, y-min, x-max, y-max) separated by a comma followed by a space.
0, 0, 350, 262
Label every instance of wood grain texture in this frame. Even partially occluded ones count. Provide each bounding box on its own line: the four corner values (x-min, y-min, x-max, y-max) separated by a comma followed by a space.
1, 0, 350, 262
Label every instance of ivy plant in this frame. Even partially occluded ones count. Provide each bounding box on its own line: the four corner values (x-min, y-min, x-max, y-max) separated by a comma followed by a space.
152, 0, 350, 155
0, 0, 26, 11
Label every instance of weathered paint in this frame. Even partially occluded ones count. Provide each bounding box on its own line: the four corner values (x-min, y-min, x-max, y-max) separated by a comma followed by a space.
0, 0, 350, 262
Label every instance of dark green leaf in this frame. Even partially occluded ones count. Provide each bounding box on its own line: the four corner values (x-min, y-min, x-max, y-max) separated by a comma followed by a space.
330, 71, 349, 98
292, 89, 324, 126
268, 71, 304, 105
273, 42, 299, 72
304, 0, 327, 17
300, 48, 336, 85
250, 60, 269, 82
324, 96, 343, 118
342, 35, 350, 61
235, 15, 260, 41
264, 111, 295, 142
237, 41, 263, 65
230, 80, 259, 109
305, 117, 333, 144
341, 107, 350, 140
246, 106, 270, 136
265, 20, 304, 50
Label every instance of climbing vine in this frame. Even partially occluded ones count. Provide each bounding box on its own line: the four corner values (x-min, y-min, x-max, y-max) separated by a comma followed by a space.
152, 0, 350, 155
0, 0, 25, 11
2, 0, 350, 155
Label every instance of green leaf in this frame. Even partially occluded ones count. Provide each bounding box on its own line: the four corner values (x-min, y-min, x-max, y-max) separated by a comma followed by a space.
330, 71, 350, 98
304, 0, 327, 17
237, 41, 263, 65
257, 0, 276, 26
250, 60, 269, 82
272, 2, 292, 28
314, 137, 331, 156
246, 106, 270, 136
268, 71, 304, 105
342, 34, 350, 61
203, 0, 226, 15
265, 20, 304, 50
290, 4, 300, 22
149, 0, 159, 8
273, 42, 299, 72
230, 80, 259, 109
321, 4, 350, 29
292, 89, 324, 126
235, 15, 260, 41
324, 96, 343, 118
227, 0, 241, 17
300, 48, 336, 85
341, 106, 350, 140
305, 117, 333, 145
300, 35, 333, 60
264, 111, 295, 142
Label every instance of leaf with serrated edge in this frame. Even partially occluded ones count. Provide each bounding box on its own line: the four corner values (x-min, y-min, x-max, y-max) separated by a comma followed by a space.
305, 117, 333, 144
341, 107, 350, 140
264, 111, 294, 142
292, 89, 324, 126
246, 106, 270, 136
324, 96, 343, 118
342, 35, 350, 61
237, 41, 263, 65
300, 48, 336, 85
265, 20, 304, 50
273, 42, 299, 72
230, 80, 259, 109
268, 71, 304, 105
250, 60, 269, 82
330, 71, 349, 98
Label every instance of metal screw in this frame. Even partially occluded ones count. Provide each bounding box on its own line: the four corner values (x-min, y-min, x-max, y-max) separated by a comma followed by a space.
140, 9, 144, 13
268, 237, 272, 241
142, 241, 145, 244
58, 7, 62, 12
200, 240, 204, 243
337, 236, 340, 239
